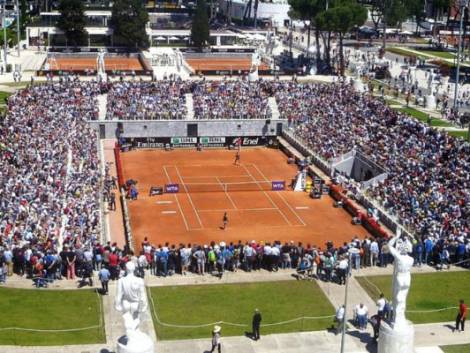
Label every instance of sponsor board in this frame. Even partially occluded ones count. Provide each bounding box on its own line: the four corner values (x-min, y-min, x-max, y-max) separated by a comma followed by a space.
271, 181, 286, 191
200, 137, 226, 144
165, 184, 179, 193
171, 137, 198, 145
124, 136, 276, 149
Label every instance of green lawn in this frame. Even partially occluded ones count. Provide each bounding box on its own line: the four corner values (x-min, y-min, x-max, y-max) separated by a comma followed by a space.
397, 107, 453, 127
447, 130, 470, 140
149, 281, 335, 340
385, 99, 401, 106
419, 50, 456, 59
0, 288, 105, 346
385, 47, 425, 59
357, 272, 470, 324
0, 91, 11, 104
441, 344, 470, 353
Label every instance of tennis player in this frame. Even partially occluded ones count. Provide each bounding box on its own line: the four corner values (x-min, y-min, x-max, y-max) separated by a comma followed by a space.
234, 150, 241, 166
222, 212, 228, 230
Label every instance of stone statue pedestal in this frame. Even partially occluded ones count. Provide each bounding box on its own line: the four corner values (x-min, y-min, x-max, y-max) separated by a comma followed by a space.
117, 331, 155, 353
378, 320, 414, 353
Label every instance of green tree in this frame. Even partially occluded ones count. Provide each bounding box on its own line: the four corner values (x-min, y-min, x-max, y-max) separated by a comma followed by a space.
288, 0, 324, 62
191, 0, 210, 49
406, 0, 426, 34
316, 0, 366, 75
111, 0, 149, 48
57, 0, 87, 46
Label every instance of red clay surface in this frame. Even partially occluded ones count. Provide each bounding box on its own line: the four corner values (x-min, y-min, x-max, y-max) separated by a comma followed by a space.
47, 57, 144, 71
121, 148, 369, 249
185, 57, 270, 72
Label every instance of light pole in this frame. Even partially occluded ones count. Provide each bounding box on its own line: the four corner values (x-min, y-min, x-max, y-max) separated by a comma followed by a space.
339, 252, 352, 353
2, 1, 6, 68
454, 0, 469, 110
15, 0, 19, 57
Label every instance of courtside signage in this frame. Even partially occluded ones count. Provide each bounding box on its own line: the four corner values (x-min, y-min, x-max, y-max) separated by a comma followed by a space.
171, 137, 197, 145
165, 184, 179, 193
272, 181, 285, 191
200, 137, 226, 144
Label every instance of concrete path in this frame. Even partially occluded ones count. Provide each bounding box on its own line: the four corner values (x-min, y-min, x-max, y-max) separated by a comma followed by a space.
102, 139, 127, 248
97, 94, 108, 121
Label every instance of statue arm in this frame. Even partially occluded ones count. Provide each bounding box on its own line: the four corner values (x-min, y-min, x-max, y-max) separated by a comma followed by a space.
388, 235, 400, 259
115, 280, 123, 312
139, 283, 149, 312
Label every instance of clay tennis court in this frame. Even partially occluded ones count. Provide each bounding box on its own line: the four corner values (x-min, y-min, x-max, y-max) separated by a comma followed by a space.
46, 56, 144, 71
121, 148, 369, 250
185, 57, 270, 72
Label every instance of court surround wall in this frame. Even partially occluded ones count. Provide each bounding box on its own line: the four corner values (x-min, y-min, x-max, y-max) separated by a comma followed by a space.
90, 119, 287, 140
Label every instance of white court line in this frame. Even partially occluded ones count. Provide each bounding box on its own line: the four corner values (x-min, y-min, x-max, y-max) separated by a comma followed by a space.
251, 164, 306, 226
174, 165, 204, 228
162, 211, 177, 214
198, 207, 277, 212
295, 206, 309, 210
241, 164, 292, 226
181, 175, 252, 179
216, 176, 237, 210
156, 201, 173, 204
163, 166, 189, 231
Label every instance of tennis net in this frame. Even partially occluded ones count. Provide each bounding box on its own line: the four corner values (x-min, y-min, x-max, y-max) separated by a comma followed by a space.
166, 180, 286, 193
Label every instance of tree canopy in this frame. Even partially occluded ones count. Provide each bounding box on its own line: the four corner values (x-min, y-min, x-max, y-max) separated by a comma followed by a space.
191, 0, 210, 49
57, 0, 87, 46
111, 0, 149, 48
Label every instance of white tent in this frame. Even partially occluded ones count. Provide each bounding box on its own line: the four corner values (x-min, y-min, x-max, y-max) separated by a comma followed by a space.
155, 36, 166, 40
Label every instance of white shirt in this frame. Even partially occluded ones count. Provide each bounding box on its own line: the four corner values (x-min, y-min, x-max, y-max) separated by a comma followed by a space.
356, 305, 368, 316
377, 298, 386, 311
336, 306, 345, 320
338, 259, 349, 270
370, 241, 379, 254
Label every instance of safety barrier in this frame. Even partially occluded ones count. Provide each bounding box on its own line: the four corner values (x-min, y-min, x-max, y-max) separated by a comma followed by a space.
114, 142, 125, 188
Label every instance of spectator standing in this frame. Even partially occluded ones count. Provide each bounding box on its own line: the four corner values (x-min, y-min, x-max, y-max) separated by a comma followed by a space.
455, 299, 467, 332
335, 305, 345, 335
98, 266, 111, 294
210, 325, 222, 353
252, 309, 262, 340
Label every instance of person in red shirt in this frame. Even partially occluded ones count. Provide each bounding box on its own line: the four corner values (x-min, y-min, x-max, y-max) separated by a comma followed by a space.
108, 251, 119, 280
455, 299, 467, 332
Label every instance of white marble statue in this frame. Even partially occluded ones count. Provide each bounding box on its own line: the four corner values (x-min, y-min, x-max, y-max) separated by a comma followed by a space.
388, 229, 414, 329
115, 262, 154, 353
378, 228, 415, 353
97, 50, 105, 73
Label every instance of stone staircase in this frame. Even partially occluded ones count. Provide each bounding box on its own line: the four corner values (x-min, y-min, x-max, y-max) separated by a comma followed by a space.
185, 93, 194, 120
268, 97, 280, 119
21, 52, 46, 71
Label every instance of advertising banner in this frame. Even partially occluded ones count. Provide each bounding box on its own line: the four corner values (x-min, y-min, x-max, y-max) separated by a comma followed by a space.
271, 181, 286, 191
165, 184, 180, 193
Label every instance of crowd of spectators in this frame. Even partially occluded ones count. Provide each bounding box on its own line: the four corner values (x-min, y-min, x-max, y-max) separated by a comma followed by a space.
0, 78, 468, 287
191, 79, 272, 119
276, 81, 468, 247
106, 80, 188, 120
0, 78, 104, 286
